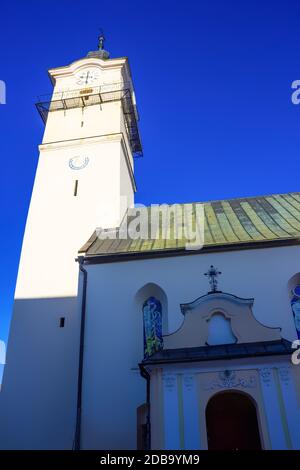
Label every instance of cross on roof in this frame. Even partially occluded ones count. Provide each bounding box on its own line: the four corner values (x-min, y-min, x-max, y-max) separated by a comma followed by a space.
204, 265, 222, 293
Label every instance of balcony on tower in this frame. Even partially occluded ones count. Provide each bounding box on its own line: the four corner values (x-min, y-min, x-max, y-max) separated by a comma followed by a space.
36, 81, 143, 158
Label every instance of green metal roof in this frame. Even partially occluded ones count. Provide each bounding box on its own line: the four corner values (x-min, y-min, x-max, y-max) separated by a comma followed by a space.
80, 192, 300, 259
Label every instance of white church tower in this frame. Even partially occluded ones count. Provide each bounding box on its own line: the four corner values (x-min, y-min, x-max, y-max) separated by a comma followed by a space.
0, 36, 142, 449
17, 35, 140, 301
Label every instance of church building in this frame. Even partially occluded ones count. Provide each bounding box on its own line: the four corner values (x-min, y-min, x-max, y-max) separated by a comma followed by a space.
0, 37, 300, 450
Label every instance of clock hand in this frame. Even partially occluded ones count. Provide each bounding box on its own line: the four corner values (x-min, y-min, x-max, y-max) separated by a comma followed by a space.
86, 71, 90, 84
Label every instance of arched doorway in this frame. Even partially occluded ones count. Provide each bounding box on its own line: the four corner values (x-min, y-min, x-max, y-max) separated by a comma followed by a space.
205, 391, 262, 450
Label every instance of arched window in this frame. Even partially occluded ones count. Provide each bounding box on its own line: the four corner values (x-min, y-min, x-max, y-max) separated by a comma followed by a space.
143, 296, 163, 357
291, 285, 300, 339
206, 313, 237, 346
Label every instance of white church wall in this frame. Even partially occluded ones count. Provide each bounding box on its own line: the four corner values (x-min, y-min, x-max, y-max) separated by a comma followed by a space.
81, 243, 300, 449
0, 295, 80, 449
0, 340, 6, 386
120, 110, 134, 168
42, 101, 123, 144
120, 141, 135, 213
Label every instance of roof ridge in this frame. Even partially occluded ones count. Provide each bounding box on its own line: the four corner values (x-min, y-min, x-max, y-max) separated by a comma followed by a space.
134, 191, 300, 208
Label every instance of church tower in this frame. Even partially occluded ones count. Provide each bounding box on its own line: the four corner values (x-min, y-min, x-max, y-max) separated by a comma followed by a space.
17, 35, 141, 300
0, 37, 142, 449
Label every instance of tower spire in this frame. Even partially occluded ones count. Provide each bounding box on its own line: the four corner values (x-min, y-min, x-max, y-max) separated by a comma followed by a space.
98, 30, 105, 50
87, 30, 110, 60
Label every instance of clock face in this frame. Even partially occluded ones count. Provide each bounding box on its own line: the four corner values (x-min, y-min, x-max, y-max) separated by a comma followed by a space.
76, 69, 100, 85
69, 156, 90, 170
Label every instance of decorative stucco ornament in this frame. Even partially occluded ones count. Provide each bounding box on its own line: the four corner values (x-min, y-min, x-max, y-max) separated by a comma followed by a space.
204, 370, 256, 391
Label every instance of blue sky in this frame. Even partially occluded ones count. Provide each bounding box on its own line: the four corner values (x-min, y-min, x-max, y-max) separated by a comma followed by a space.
0, 0, 300, 346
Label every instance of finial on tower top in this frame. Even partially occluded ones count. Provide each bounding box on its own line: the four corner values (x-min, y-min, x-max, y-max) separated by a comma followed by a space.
98, 30, 105, 50
87, 30, 110, 60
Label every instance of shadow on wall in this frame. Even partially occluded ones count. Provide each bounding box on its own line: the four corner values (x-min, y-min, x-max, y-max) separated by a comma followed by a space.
134, 282, 169, 336
0, 340, 6, 386
0, 296, 80, 450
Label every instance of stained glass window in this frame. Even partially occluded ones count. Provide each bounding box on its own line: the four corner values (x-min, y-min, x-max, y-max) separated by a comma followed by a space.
143, 296, 163, 358
291, 285, 300, 339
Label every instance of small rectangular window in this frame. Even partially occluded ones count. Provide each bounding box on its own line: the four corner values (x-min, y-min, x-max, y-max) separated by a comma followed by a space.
59, 317, 65, 328
74, 180, 78, 196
